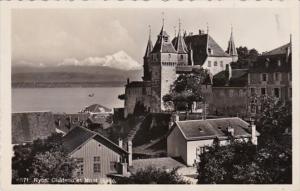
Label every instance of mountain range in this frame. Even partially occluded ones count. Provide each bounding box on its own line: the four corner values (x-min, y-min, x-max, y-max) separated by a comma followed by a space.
12, 51, 143, 87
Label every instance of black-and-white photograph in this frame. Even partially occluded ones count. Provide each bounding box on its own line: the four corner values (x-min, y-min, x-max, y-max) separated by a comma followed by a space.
9, 6, 294, 185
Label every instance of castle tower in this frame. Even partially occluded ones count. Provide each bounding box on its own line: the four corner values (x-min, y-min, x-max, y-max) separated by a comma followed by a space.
173, 19, 188, 66
143, 26, 153, 81
226, 26, 238, 62
149, 24, 178, 112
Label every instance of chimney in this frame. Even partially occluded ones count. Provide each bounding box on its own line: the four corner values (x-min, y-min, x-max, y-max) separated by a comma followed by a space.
127, 78, 130, 85
199, 30, 202, 35
127, 140, 132, 166
227, 126, 234, 137
118, 138, 123, 148
250, 118, 258, 145
169, 113, 179, 129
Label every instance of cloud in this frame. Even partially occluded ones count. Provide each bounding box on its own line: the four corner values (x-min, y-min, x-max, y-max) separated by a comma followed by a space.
12, 11, 138, 64
59, 50, 142, 71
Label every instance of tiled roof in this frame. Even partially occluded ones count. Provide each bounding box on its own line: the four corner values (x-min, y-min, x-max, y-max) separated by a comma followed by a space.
181, 34, 228, 66
12, 111, 56, 144
63, 126, 128, 155
130, 157, 185, 173
126, 81, 151, 88
152, 27, 177, 54
175, 117, 257, 141
213, 69, 248, 87
144, 37, 153, 58
262, 43, 290, 56
173, 32, 188, 54
250, 43, 291, 73
83, 104, 112, 113
226, 30, 238, 56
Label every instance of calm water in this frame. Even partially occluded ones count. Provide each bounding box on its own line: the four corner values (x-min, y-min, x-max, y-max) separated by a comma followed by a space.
12, 87, 125, 113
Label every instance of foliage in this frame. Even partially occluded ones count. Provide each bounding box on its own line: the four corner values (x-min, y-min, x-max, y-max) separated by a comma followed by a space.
12, 133, 78, 184
163, 68, 210, 112
236, 46, 259, 61
113, 166, 190, 184
197, 97, 292, 184
233, 46, 259, 69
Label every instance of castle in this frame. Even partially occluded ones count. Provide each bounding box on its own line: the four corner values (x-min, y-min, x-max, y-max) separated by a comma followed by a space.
124, 21, 238, 117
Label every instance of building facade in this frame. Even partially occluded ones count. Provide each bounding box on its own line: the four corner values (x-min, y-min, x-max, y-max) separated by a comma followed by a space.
248, 40, 292, 115
63, 126, 130, 183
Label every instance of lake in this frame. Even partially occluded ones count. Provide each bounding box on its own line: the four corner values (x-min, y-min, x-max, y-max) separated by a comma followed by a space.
12, 87, 125, 113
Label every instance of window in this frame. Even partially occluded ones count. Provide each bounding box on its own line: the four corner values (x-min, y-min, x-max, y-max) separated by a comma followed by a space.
214, 61, 218, 66
274, 88, 280, 98
261, 88, 266, 95
277, 60, 281, 67
163, 36, 168, 42
93, 156, 101, 173
274, 72, 281, 81
208, 48, 212, 54
76, 158, 84, 176
208, 61, 211, 67
262, 73, 267, 82
250, 88, 255, 95
180, 55, 183, 60
220, 61, 223, 68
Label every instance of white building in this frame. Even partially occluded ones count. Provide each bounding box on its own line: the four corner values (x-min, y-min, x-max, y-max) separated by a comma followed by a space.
167, 117, 259, 166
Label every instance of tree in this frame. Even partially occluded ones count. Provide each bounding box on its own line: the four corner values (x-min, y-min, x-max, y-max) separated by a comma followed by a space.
197, 97, 292, 184
163, 68, 210, 112
12, 133, 78, 184
113, 166, 190, 184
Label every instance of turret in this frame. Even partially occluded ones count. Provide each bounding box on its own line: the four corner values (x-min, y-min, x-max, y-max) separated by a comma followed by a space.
143, 25, 153, 81
173, 19, 188, 66
226, 26, 238, 62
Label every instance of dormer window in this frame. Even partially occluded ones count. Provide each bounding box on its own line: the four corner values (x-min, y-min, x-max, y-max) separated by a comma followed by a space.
277, 60, 281, 67
163, 36, 168, 42
208, 48, 213, 55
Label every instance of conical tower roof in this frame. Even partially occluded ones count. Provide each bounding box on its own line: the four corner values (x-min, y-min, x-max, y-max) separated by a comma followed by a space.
173, 20, 188, 54
144, 26, 153, 58
152, 25, 177, 54
226, 27, 238, 56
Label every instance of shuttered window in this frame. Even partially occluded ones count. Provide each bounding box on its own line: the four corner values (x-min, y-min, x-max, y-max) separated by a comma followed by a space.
93, 156, 101, 173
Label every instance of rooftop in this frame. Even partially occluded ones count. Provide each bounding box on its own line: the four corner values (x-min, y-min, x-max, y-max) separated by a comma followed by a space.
130, 157, 186, 173
175, 117, 258, 141
213, 69, 248, 87
82, 104, 112, 113
63, 126, 128, 155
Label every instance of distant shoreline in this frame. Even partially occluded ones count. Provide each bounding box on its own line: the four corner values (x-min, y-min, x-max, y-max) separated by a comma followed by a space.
12, 82, 125, 88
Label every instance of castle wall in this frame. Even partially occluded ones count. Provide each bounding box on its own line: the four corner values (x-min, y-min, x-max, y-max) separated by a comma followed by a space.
209, 87, 248, 117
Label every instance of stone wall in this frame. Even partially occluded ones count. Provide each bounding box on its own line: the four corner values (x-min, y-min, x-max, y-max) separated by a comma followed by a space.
210, 87, 248, 117
12, 111, 56, 144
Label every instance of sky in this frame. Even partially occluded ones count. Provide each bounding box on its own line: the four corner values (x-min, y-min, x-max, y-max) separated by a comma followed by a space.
12, 8, 292, 69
